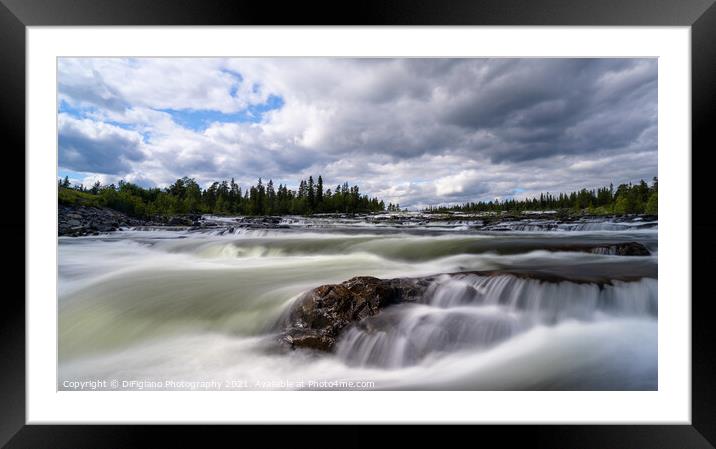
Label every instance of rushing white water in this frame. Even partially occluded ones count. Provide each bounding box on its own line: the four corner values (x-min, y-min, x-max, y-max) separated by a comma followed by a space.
58, 215, 657, 390
334, 275, 656, 370
482, 218, 658, 232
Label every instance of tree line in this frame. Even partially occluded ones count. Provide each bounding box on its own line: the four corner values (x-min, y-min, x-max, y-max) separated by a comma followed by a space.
423, 178, 658, 216
59, 175, 386, 217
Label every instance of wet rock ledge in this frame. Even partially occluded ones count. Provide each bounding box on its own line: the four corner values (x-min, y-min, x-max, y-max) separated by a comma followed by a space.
279, 256, 654, 352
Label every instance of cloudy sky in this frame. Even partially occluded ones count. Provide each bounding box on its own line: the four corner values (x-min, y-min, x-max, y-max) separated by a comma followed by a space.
58, 58, 657, 209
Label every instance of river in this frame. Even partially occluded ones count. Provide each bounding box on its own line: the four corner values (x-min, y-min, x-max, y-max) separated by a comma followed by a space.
58, 214, 658, 390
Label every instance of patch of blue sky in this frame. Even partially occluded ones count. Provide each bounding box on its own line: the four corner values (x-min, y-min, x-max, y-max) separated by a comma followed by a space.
161, 94, 284, 131
220, 69, 244, 97
58, 99, 138, 132
220, 68, 244, 83
58, 99, 88, 116
58, 168, 87, 181
105, 119, 141, 132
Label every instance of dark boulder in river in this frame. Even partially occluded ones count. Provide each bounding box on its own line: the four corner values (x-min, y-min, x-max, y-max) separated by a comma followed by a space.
280, 276, 430, 351
166, 215, 199, 226
586, 241, 650, 256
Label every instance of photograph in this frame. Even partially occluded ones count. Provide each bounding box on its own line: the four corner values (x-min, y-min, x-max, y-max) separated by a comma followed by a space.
57, 57, 658, 392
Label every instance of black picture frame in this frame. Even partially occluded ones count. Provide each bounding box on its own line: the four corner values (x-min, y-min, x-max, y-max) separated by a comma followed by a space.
3, 0, 714, 447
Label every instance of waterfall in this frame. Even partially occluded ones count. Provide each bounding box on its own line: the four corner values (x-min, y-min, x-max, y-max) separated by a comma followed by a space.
335, 274, 657, 368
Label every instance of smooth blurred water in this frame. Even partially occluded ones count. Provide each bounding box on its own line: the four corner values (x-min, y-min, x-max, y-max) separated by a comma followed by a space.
58, 216, 658, 390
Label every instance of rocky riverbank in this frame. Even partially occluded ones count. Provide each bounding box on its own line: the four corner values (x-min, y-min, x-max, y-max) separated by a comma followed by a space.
58, 204, 203, 236
59, 205, 142, 236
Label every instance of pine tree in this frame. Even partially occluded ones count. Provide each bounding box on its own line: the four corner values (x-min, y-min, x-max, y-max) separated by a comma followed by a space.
266, 180, 276, 214
317, 175, 324, 208
307, 176, 315, 210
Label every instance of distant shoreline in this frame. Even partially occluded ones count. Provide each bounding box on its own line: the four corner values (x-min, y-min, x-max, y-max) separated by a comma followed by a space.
58, 202, 657, 237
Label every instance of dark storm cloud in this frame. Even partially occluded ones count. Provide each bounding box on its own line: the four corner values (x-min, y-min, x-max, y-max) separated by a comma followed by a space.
59, 115, 144, 175
437, 59, 657, 163
268, 58, 656, 166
